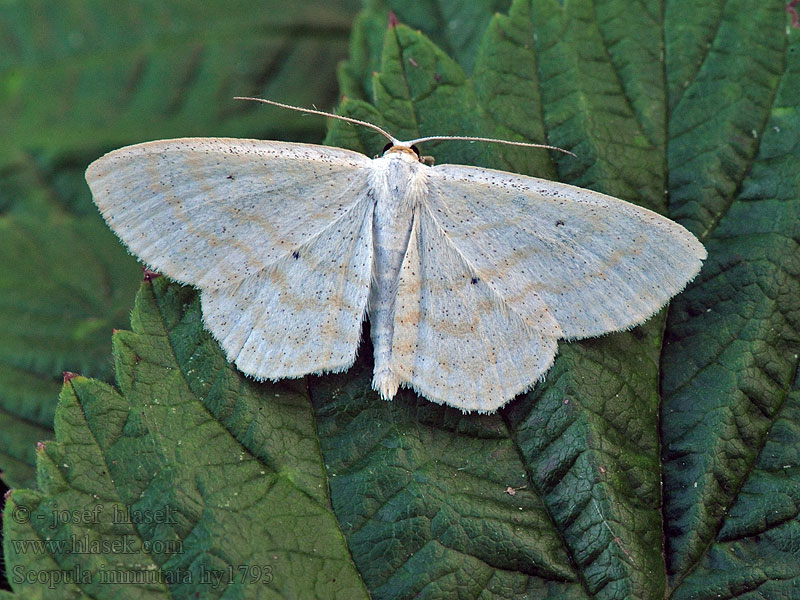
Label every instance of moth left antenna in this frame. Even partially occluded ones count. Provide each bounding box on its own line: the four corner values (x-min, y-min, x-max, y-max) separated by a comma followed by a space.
234, 97, 399, 145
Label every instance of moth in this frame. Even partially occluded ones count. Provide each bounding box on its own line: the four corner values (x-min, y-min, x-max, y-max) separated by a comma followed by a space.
86, 99, 706, 413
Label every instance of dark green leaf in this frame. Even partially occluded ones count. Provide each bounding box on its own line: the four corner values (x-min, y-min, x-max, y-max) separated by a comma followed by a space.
325, 2, 799, 597
0, 0, 358, 490
337, 0, 514, 98
662, 0, 800, 591
0, 161, 141, 490
326, 11, 669, 597
3, 279, 368, 599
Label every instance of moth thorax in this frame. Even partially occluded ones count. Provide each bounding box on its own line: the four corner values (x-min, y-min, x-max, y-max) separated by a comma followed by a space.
370, 155, 429, 213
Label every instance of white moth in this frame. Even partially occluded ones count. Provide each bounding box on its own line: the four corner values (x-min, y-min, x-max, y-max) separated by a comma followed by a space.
86, 99, 706, 413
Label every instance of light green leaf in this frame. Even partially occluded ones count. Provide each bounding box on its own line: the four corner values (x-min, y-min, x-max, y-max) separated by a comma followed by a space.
0, 0, 360, 167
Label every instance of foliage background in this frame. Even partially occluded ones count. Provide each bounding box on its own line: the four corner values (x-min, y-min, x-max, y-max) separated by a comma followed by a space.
1, 0, 798, 598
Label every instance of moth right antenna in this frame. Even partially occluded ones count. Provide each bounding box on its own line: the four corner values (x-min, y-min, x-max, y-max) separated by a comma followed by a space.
406, 134, 576, 157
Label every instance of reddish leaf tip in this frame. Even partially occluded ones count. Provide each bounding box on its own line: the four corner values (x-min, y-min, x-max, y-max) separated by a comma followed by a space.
388, 11, 398, 27
36, 441, 46, 451
142, 267, 161, 281
63, 371, 78, 382
788, 0, 800, 28
3, 488, 12, 500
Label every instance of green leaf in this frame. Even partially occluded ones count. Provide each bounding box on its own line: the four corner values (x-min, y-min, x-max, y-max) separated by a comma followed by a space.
325, 2, 799, 598
338, 0, 514, 98
327, 12, 669, 598
0, 0, 360, 167
4, 1, 800, 598
0, 160, 142, 490
661, 0, 800, 589
3, 278, 369, 599
0, 0, 358, 490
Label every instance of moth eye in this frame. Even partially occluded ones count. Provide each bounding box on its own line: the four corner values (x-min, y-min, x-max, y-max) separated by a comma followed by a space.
382, 142, 393, 154
410, 144, 421, 158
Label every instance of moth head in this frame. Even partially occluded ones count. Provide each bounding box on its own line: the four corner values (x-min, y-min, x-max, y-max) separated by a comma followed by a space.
383, 143, 422, 162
